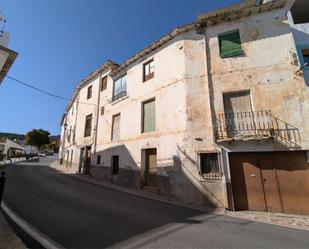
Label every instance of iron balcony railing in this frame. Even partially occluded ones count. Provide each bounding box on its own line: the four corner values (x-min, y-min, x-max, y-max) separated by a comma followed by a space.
112, 90, 127, 102
215, 110, 301, 149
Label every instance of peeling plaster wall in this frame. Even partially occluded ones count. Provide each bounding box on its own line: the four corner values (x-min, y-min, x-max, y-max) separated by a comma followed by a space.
205, 7, 309, 151
287, 11, 309, 85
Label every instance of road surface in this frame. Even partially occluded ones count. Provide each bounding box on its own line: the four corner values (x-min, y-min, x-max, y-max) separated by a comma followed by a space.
3, 157, 309, 248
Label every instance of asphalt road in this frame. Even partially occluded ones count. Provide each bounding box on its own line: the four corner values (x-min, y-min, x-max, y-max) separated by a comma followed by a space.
3, 157, 309, 248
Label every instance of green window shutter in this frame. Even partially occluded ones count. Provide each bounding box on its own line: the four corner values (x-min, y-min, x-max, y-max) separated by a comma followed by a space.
143, 100, 156, 132
219, 30, 243, 58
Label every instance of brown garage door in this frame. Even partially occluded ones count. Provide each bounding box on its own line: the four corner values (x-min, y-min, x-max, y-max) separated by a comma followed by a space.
229, 151, 309, 215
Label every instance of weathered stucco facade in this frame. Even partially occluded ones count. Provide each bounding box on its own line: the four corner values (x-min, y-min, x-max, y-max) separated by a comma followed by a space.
59, 0, 309, 213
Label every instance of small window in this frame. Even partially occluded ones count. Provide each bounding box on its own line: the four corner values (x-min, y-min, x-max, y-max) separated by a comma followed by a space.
87, 85, 92, 99
302, 48, 309, 67
100, 106, 105, 116
84, 114, 92, 137
143, 59, 154, 82
97, 155, 101, 165
111, 155, 119, 174
218, 30, 243, 58
101, 76, 107, 91
291, 0, 309, 24
111, 114, 120, 141
199, 153, 222, 179
71, 104, 74, 115
113, 75, 127, 101
142, 98, 156, 133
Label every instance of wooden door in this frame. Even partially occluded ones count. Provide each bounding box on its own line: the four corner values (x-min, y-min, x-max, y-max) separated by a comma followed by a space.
259, 153, 283, 213
84, 146, 91, 175
273, 152, 309, 215
145, 149, 157, 186
230, 151, 309, 215
229, 153, 266, 211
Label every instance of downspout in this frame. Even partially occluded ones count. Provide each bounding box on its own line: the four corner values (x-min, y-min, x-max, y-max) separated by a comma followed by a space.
93, 72, 102, 156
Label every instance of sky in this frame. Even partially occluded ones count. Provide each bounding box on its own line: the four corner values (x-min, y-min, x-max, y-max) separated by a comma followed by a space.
0, 0, 239, 135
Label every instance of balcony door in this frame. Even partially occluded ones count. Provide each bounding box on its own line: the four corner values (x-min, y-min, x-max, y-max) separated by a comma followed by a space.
223, 91, 253, 138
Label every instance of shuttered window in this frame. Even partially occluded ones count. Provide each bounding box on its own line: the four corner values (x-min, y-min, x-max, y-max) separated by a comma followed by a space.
142, 99, 156, 133
111, 114, 120, 141
218, 30, 243, 58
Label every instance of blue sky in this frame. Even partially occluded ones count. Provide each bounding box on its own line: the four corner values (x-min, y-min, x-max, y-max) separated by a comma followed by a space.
0, 0, 239, 135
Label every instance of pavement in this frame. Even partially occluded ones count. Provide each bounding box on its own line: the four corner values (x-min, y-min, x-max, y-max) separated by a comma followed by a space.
1, 157, 309, 248
0, 209, 27, 249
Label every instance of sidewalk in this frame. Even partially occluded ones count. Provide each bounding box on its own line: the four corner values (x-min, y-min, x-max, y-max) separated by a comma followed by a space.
50, 160, 309, 231
0, 210, 27, 249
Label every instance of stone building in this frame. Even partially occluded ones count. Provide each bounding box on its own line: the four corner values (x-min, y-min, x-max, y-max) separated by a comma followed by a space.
59, 0, 309, 214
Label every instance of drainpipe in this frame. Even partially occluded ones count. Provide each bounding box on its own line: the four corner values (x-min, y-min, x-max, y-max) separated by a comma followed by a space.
93, 72, 102, 156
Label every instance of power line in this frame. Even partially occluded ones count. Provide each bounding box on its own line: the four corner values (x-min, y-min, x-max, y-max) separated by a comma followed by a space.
4, 74, 71, 101
1, 73, 96, 107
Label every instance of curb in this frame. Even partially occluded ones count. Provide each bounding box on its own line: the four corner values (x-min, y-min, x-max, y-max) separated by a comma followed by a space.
1, 202, 64, 249
221, 212, 309, 232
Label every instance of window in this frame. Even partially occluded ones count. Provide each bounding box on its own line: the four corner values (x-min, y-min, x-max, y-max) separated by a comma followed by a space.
291, 0, 309, 24
111, 155, 119, 174
87, 85, 92, 99
143, 59, 154, 82
100, 106, 105, 116
84, 114, 92, 137
97, 155, 101, 165
302, 48, 309, 67
71, 104, 74, 115
111, 114, 120, 141
218, 30, 243, 58
199, 153, 222, 179
113, 75, 127, 101
101, 76, 107, 91
142, 98, 156, 133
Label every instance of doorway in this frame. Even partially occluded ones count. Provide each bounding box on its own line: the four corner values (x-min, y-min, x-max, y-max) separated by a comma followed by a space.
144, 148, 157, 187
229, 151, 309, 215
84, 146, 91, 175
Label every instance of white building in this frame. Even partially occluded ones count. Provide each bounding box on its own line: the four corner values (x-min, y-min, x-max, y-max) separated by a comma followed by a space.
59, 0, 309, 215
0, 12, 17, 84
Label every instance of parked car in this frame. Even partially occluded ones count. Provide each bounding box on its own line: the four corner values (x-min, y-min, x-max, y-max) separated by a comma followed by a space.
38, 153, 46, 157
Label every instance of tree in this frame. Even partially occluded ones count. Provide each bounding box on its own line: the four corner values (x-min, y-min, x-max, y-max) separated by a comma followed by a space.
25, 129, 50, 150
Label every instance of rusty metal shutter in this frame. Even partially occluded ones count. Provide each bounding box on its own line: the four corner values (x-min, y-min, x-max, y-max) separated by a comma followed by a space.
143, 99, 156, 133
219, 30, 243, 58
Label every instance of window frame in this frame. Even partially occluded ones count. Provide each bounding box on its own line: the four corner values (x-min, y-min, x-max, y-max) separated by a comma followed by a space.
112, 75, 127, 101
141, 98, 156, 133
198, 152, 222, 180
143, 59, 154, 82
218, 30, 244, 59
87, 85, 92, 99
301, 48, 309, 69
100, 106, 105, 116
84, 114, 93, 137
111, 113, 121, 141
100, 76, 108, 92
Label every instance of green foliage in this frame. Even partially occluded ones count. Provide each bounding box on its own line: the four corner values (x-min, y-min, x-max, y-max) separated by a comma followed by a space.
25, 129, 50, 150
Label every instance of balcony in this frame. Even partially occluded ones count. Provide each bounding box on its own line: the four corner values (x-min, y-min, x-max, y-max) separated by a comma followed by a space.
112, 90, 127, 102
215, 110, 301, 149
